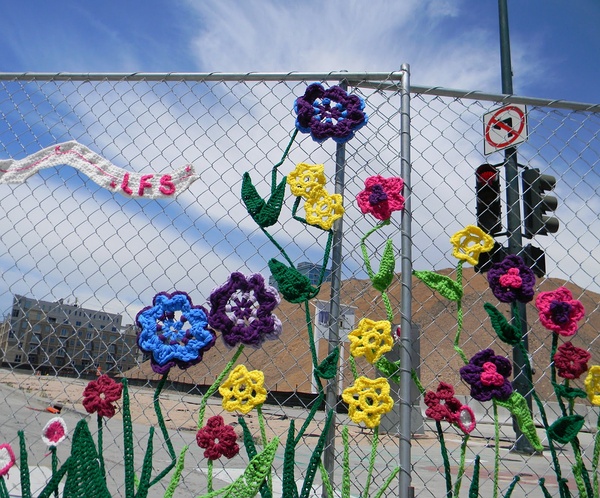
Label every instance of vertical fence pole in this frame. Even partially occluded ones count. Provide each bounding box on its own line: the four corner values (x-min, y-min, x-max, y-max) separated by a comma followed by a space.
399, 63, 415, 498
322, 79, 348, 495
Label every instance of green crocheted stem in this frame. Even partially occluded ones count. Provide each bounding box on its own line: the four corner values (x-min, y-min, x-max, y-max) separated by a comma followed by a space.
197, 344, 245, 429
271, 128, 299, 188
18, 431, 31, 498
411, 367, 425, 395
299, 410, 333, 498
550, 333, 569, 415
503, 475, 521, 498
163, 446, 189, 498
96, 414, 105, 480
238, 416, 273, 498
51, 447, 58, 498
493, 400, 500, 498
362, 425, 380, 498
453, 434, 470, 498
381, 292, 394, 324
282, 419, 299, 498
468, 455, 480, 498
256, 406, 273, 495
319, 461, 335, 498
348, 354, 359, 381
538, 478, 553, 498
435, 420, 453, 498
373, 466, 400, 498
317, 231, 334, 287
136, 426, 155, 498
207, 459, 214, 493
359, 220, 391, 280
260, 226, 295, 268
342, 426, 350, 498
304, 302, 320, 374
453, 262, 468, 365
593, 410, 600, 498
121, 378, 135, 498
0, 477, 9, 498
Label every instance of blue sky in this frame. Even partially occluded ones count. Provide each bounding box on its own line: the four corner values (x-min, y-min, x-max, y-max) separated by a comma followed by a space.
0, 0, 598, 104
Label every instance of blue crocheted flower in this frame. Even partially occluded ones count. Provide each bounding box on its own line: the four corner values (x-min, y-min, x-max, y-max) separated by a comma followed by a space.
294, 83, 368, 144
136, 291, 216, 374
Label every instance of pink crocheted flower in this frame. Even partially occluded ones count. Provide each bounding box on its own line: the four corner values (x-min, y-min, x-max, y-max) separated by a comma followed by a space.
424, 382, 462, 423
553, 342, 591, 380
82, 374, 124, 418
356, 176, 405, 221
535, 287, 585, 337
42, 417, 68, 447
0, 443, 15, 477
196, 415, 240, 461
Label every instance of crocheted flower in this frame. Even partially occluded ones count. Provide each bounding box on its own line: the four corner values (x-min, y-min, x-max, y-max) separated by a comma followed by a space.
424, 382, 462, 424
287, 163, 326, 199
304, 186, 345, 230
342, 376, 394, 429
554, 342, 591, 380
584, 365, 600, 406
356, 176, 405, 221
348, 318, 393, 364
219, 365, 267, 414
487, 255, 536, 303
535, 287, 585, 337
0, 443, 15, 477
136, 291, 216, 374
209, 273, 282, 348
459, 349, 513, 402
42, 417, 68, 447
450, 225, 494, 266
294, 83, 368, 144
196, 415, 240, 461
82, 374, 124, 418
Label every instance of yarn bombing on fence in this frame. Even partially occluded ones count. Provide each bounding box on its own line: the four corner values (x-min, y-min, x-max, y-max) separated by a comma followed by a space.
0, 141, 198, 199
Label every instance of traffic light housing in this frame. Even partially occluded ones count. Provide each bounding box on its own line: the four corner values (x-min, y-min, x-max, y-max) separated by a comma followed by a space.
521, 168, 559, 238
475, 164, 502, 235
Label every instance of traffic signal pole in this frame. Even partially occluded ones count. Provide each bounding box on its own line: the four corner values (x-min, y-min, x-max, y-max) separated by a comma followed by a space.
499, 0, 535, 454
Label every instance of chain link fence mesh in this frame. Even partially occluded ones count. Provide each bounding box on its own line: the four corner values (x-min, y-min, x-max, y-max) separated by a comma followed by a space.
0, 73, 597, 497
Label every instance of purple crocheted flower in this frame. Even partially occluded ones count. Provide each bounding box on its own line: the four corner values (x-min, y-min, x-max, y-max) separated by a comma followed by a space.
294, 83, 368, 144
136, 291, 216, 374
487, 255, 536, 303
459, 349, 513, 402
209, 273, 282, 348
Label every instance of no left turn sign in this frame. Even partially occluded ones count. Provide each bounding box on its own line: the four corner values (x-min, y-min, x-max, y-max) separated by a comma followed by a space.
483, 104, 528, 155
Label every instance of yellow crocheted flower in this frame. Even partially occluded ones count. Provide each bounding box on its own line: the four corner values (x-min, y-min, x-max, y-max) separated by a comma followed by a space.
584, 365, 600, 406
342, 376, 394, 428
348, 318, 393, 364
450, 225, 494, 266
219, 365, 267, 414
304, 186, 344, 230
287, 162, 326, 199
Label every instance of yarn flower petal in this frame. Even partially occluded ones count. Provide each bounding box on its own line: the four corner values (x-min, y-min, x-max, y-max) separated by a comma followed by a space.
42, 417, 68, 447
82, 374, 124, 418
294, 83, 368, 144
196, 415, 240, 460
219, 365, 267, 414
450, 225, 495, 266
209, 273, 282, 348
341, 376, 393, 429
348, 318, 393, 364
0, 443, 15, 477
136, 291, 216, 374
356, 175, 405, 221
584, 365, 600, 406
487, 255, 536, 303
535, 287, 585, 337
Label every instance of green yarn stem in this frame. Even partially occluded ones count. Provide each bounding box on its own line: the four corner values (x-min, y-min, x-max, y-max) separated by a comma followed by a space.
493, 400, 500, 498
411, 367, 425, 395
453, 434, 470, 498
503, 475, 521, 498
260, 226, 295, 268
360, 220, 391, 280
51, 446, 58, 498
271, 128, 299, 187
468, 455, 480, 498
317, 231, 334, 287
0, 477, 9, 498
453, 261, 468, 365
304, 301, 320, 374
348, 355, 359, 381
593, 410, 600, 498
207, 459, 214, 494
362, 426, 379, 498
97, 414, 105, 480
319, 461, 335, 498
435, 420, 453, 498
136, 426, 155, 498
197, 344, 245, 429
381, 292, 394, 324
163, 446, 189, 498
550, 333, 568, 415
342, 426, 351, 498
257, 406, 272, 495
373, 466, 400, 498
147, 374, 176, 488
538, 478, 553, 498
121, 378, 135, 498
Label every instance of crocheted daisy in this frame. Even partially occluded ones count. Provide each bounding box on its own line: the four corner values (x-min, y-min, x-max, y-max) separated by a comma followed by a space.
450, 225, 494, 266
287, 162, 326, 199
348, 318, 393, 364
219, 365, 268, 414
303, 186, 344, 230
196, 415, 240, 460
342, 376, 393, 429
82, 374, 123, 418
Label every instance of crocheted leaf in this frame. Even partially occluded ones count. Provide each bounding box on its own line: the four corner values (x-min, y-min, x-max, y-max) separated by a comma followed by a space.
483, 303, 523, 345
163, 446, 189, 498
241, 173, 286, 228
548, 415, 585, 444
496, 392, 543, 451
413, 270, 463, 302
315, 347, 340, 380
238, 416, 272, 498
375, 356, 400, 382
552, 383, 588, 400
18, 431, 31, 498
371, 239, 395, 292
299, 410, 334, 498
268, 258, 319, 303
282, 420, 299, 498
468, 455, 480, 498
503, 475, 521, 498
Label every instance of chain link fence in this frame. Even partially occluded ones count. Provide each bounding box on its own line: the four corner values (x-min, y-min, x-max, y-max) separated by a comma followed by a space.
0, 71, 598, 497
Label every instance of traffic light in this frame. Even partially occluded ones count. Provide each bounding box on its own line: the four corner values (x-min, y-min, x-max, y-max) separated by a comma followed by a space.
474, 241, 507, 273
521, 168, 559, 238
475, 164, 502, 235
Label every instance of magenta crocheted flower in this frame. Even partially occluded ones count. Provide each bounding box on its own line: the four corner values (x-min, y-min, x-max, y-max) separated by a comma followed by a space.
136, 291, 216, 374
356, 176, 405, 221
554, 342, 591, 380
294, 83, 368, 144
208, 273, 282, 348
535, 287, 585, 337
424, 382, 462, 423
196, 415, 240, 461
42, 417, 68, 447
459, 349, 513, 402
487, 255, 536, 303
82, 374, 123, 418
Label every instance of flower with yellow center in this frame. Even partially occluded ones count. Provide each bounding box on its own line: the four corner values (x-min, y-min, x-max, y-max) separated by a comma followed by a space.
584, 365, 600, 406
219, 365, 267, 414
342, 376, 394, 428
304, 186, 344, 230
450, 225, 494, 266
348, 318, 393, 364
287, 162, 326, 199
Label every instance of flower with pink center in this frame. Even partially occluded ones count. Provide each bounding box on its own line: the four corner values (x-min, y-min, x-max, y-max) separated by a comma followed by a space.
42, 417, 68, 447
487, 255, 535, 303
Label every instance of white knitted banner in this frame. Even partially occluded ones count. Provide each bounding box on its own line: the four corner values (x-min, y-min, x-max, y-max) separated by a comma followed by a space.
0, 141, 199, 199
